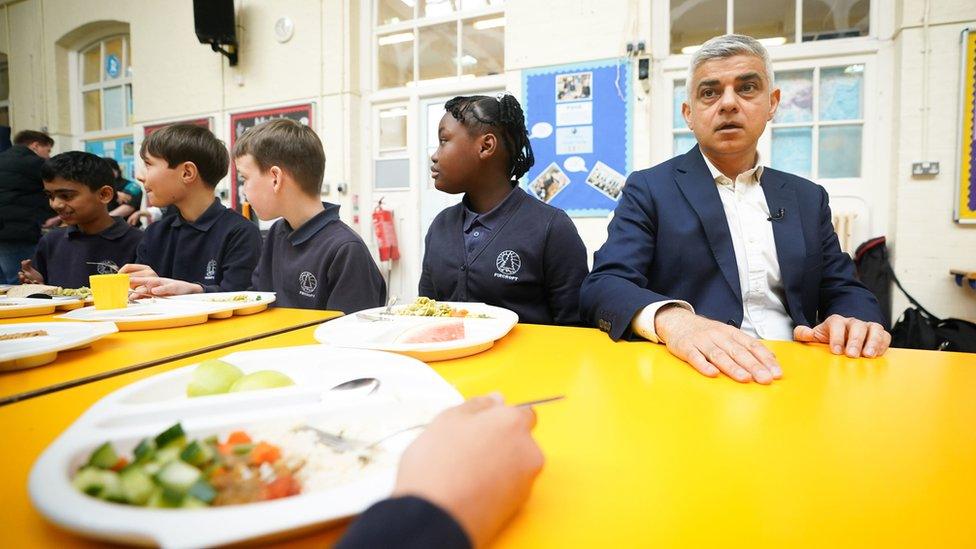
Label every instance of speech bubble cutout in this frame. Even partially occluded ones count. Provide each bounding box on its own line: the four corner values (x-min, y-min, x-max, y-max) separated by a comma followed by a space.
564, 156, 588, 173
530, 122, 553, 139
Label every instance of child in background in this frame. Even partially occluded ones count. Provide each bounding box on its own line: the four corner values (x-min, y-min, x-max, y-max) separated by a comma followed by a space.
234, 119, 386, 312
104, 157, 140, 219
420, 95, 589, 325
120, 124, 261, 295
19, 151, 143, 288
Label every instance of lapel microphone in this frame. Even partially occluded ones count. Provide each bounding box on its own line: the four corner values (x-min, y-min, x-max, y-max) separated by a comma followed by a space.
767, 208, 786, 222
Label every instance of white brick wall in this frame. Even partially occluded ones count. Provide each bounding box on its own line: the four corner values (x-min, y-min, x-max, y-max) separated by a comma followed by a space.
889, 2, 976, 321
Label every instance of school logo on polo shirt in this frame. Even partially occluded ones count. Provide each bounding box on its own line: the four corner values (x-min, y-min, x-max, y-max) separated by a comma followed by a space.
299, 271, 318, 298
494, 250, 521, 281
95, 261, 118, 275
205, 259, 217, 280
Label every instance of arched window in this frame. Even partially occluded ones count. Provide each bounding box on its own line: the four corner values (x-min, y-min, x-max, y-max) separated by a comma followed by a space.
77, 34, 134, 178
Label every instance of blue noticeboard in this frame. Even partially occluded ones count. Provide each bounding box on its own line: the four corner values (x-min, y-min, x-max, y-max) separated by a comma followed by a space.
521, 58, 632, 217
85, 136, 135, 180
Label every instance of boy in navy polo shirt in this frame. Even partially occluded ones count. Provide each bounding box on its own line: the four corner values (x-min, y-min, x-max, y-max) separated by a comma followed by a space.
234, 119, 386, 312
119, 125, 261, 295
421, 95, 589, 325
18, 151, 143, 288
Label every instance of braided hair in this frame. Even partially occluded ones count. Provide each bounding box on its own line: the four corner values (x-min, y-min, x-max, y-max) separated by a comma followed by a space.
444, 94, 535, 181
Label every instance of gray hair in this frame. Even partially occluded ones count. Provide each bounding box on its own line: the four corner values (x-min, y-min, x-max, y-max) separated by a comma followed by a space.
686, 34, 775, 90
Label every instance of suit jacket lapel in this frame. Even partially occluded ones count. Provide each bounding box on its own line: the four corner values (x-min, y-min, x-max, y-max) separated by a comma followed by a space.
760, 170, 805, 317
674, 146, 742, 303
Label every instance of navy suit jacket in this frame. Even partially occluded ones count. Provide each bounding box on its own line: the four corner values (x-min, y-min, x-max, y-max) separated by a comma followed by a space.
580, 146, 884, 341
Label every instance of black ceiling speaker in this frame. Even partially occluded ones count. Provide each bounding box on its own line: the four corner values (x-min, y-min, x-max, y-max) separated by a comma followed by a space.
194, 0, 238, 66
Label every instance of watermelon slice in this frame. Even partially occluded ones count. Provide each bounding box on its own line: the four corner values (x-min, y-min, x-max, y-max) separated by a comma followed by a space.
395, 319, 466, 344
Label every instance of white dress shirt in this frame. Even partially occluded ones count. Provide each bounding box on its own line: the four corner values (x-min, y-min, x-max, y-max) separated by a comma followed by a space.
631, 149, 795, 343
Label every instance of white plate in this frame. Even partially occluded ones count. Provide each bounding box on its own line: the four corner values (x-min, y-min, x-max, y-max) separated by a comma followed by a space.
314, 302, 519, 361
165, 291, 276, 317
0, 322, 118, 371
29, 345, 463, 548
55, 300, 237, 330
0, 296, 86, 318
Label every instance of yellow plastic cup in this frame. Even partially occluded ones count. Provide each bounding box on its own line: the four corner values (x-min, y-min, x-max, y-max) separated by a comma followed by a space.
89, 273, 130, 310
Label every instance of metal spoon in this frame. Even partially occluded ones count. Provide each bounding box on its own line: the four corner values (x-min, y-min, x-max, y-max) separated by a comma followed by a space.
328, 377, 380, 396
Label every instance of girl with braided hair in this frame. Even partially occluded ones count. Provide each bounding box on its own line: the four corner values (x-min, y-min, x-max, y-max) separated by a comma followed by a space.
419, 94, 589, 326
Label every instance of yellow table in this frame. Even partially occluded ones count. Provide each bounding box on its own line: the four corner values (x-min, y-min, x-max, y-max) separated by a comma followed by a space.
2, 324, 975, 547
0, 307, 340, 405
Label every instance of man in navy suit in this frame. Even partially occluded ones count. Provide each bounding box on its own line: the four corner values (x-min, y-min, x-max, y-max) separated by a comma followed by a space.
581, 34, 890, 384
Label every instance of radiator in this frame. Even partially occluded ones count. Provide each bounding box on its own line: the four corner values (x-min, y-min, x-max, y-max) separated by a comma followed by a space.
832, 212, 858, 254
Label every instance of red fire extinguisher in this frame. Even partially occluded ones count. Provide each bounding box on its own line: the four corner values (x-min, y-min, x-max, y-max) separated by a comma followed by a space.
371, 199, 400, 262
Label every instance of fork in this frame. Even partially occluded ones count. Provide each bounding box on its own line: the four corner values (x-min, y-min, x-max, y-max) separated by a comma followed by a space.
355, 296, 399, 322
297, 395, 565, 453
87, 261, 120, 273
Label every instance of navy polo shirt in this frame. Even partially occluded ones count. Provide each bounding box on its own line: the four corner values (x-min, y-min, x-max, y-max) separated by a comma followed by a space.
419, 186, 589, 326
250, 202, 386, 313
136, 198, 261, 292
33, 218, 143, 288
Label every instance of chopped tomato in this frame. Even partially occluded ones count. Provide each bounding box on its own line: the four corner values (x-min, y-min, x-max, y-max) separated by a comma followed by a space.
262, 474, 301, 500
225, 431, 252, 445
250, 442, 282, 466
451, 309, 469, 317
110, 457, 129, 472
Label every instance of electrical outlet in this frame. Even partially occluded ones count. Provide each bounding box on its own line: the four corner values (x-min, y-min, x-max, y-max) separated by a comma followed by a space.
911, 161, 940, 176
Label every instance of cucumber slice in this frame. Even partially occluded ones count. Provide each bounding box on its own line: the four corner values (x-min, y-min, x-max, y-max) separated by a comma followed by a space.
133, 438, 155, 463
120, 466, 155, 505
182, 496, 209, 508
92, 470, 123, 502
232, 443, 254, 456
146, 487, 165, 508
154, 445, 182, 465
72, 467, 106, 496
187, 479, 216, 504
154, 423, 185, 449
146, 487, 180, 508
87, 442, 118, 470
155, 460, 201, 493
180, 441, 214, 467
161, 486, 185, 506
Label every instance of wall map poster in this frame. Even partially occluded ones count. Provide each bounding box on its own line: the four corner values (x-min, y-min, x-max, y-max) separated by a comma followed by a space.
229, 103, 313, 210
956, 28, 976, 223
522, 59, 632, 217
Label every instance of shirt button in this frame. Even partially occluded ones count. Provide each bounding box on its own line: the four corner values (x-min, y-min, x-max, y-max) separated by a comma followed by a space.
460, 265, 466, 272
473, 231, 480, 237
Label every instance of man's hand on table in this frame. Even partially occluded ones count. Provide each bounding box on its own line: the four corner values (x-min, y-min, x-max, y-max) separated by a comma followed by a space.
654, 305, 783, 384
392, 395, 544, 548
793, 314, 891, 358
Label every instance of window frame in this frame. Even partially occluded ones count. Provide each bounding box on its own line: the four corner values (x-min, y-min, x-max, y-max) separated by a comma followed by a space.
373, 1, 505, 92
72, 34, 133, 143
668, 52, 875, 190
373, 102, 412, 190
768, 62, 866, 180
668, 0, 873, 55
